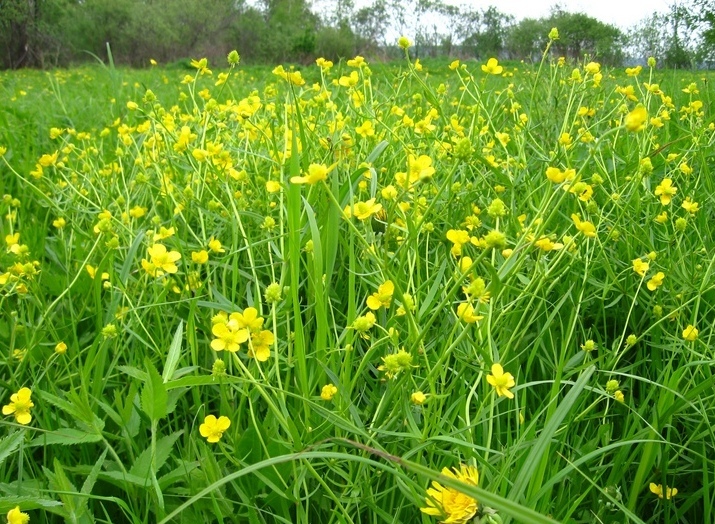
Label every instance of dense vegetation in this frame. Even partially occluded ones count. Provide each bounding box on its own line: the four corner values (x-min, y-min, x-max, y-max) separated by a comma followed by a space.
1, 36, 714, 523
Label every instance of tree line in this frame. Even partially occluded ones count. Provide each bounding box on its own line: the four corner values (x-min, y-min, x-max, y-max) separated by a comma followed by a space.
1, 0, 714, 69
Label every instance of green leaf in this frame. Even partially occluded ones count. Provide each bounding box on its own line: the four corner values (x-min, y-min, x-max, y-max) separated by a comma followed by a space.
141, 358, 168, 422
129, 431, 183, 481
0, 430, 24, 467
162, 320, 183, 383
29, 428, 103, 447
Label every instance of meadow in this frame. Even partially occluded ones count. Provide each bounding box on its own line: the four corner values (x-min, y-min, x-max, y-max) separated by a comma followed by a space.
0, 37, 714, 524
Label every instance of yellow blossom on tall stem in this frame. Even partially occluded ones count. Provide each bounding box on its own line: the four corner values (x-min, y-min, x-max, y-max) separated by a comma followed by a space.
421, 464, 480, 524
2, 387, 34, 425
290, 163, 331, 185
650, 483, 678, 499
486, 364, 515, 399
481, 58, 503, 75
654, 178, 677, 205
682, 325, 698, 341
624, 105, 648, 132
632, 258, 650, 277
199, 415, 230, 443
647, 272, 665, 291
367, 280, 394, 310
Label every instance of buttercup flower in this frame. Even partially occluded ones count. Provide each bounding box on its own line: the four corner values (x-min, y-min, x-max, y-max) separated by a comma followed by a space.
481, 58, 503, 75
486, 363, 515, 399
199, 415, 231, 443
291, 163, 331, 185
3, 387, 34, 425
421, 464, 480, 524
647, 272, 665, 291
367, 280, 394, 310
6, 506, 30, 524
682, 325, 698, 341
321, 383, 338, 401
650, 482, 677, 499
654, 179, 677, 205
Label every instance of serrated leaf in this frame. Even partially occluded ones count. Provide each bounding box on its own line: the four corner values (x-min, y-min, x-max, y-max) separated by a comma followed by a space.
81, 448, 107, 496
29, 428, 103, 447
0, 431, 24, 467
162, 321, 183, 383
128, 431, 183, 480
118, 365, 148, 382
140, 358, 168, 422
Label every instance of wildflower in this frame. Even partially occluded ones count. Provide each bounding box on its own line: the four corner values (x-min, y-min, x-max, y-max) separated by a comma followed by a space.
606, 380, 619, 393
192, 250, 209, 264
654, 179, 677, 205
446, 229, 470, 257
272, 65, 305, 86
681, 198, 699, 214
211, 320, 249, 353
352, 312, 376, 336
481, 58, 503, 75
647, 272, 665, 291
626, 334, 638, 346
655, 211, 668, 224
142, 244, 181, 277
2, 387, 34, 425
456, 303, 483, 323
624, 106, 647, 132
421, 464, 480, 523
545, 166, 575, 184
344, 199, 382, 221
548, 27, 559, 40
227, 50, 240, 66
411, 391, 427, 405
248, 330, 274, 361
650, 483, 677, 500
199, 415, 230, 443
290, 163, 331, 185
534, 236, 563, 252
367, 280, 394, 310
682, 325, 698, 341
208, 238, 225, 254
321, 384, 338, 401
581, 340, 596, 352
571, 214, 596, 237
52, 217, 66, 229
6, 507, 30, 524
486, 363, 515, 399
398, 36, 412, 49
378, 349, 413, 379
614, 390, 625, 403
408, 154, 436, 184
585, 62, 600, 74
632, 259, 649, 277
55, 341, 67, 354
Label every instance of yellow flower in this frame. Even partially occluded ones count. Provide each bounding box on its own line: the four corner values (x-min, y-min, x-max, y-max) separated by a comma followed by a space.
398, 36, 412, 49
52, 217, 66, 229
486, 363, 515, 399
647, 272, 665, 291
55, 341, 68, 354
481, 58, 503, 75
367, 280, 394, 310
682, 325, 698, 341
411, 391, 427, 405
142, 244, 181, 277
632, 258, 649, 277
614, 390, 625, 403
624, 105, 648, 132
545, 166, 575, 184
208, 238, 225, 253
534, 236, 563, 252
650, 483, 677, 499
272, 65, 305, 86
2, 387, 34, 425
210, 320, 249, 352
321, 383, 338, 401
421, 464, 479, 524
290, 163, 330, 185
446, 229, 470, 257
571, 214, 597, 238
378, 349, 413, 379
681, 198, 699, 214
654, 178, 677, 205
192, 250, 209, 264
6, 506, 30, 524
344, 199, 382, 221
248, 330, 274, 361
199, 415, 231, 443
456, 303, 483, 323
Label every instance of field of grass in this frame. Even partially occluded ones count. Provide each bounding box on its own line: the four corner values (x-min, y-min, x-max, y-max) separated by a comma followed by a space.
0, 42, 714, 524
